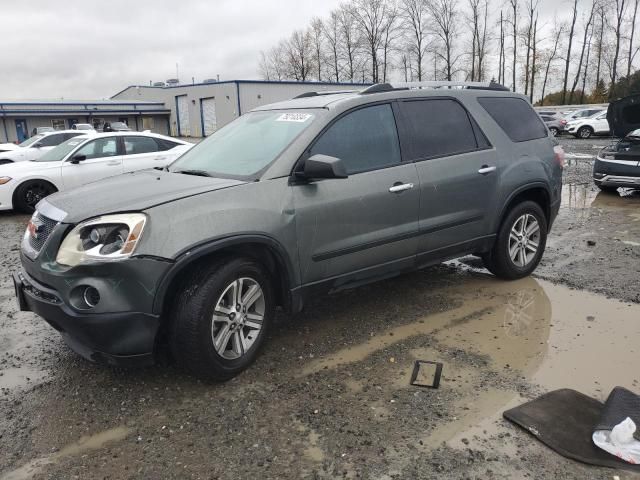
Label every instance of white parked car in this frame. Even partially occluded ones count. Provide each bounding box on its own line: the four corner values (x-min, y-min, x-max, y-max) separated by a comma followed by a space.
0, 132, 193, 212
0, 130, 86, 164
566, 111, 610, 139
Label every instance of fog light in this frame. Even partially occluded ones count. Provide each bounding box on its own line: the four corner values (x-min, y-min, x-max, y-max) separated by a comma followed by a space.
83, 286, 100, 308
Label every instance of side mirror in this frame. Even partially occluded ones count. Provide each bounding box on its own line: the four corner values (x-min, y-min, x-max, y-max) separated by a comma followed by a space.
33, 143, 42, 149
70, 154, 87, 164
299, 154, 348, 180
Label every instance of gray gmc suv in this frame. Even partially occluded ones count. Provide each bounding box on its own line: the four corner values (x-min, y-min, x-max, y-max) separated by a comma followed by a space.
14, 82, 563, 381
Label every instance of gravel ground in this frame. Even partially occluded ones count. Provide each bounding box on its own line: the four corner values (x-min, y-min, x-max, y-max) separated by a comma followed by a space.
1, 136, 639, 480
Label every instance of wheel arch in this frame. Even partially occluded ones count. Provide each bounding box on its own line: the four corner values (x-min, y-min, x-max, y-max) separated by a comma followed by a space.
497, 184, 551, 234
152, 234, 297, 319
11, 177, 60, 207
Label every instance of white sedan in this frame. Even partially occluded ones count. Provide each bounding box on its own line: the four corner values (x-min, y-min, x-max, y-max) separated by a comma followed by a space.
0, 132, 193, 212
0, 130, 86, 164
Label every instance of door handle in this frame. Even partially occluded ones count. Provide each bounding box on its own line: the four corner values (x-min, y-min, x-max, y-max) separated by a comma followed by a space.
107, 161, 120, 166
389, 182, 414, 193
154, 156, 166, 161
478, 165, 497, 175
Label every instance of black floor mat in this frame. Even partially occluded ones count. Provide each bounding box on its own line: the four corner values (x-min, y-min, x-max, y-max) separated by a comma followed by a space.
503, 389, 640, 472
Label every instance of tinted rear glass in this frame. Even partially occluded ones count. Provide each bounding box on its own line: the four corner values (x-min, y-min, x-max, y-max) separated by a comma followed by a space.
478, 97, 547, 142
402, 99, 479, 160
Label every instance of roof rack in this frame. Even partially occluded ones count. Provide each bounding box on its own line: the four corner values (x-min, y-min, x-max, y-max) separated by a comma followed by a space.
360, 81, 509, 94
293, 90, 360, 99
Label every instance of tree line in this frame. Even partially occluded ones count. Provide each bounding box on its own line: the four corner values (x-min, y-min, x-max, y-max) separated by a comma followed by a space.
258, 0, 640, 105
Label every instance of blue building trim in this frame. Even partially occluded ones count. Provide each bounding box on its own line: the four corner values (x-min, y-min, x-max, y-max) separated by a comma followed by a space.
1, 117, 7, 142
0, 109, 170, 115
235, 81, 242, 116
0, 101, 164, 107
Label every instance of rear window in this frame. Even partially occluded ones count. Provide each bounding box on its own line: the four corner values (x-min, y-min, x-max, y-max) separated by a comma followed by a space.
478, 97, 547, 142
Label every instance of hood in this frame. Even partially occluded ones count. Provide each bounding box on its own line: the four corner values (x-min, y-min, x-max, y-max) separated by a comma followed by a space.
43, 169, 247, 223
608, 94, 640, 138
0, 143, 20, 152
0, 160, 59, 176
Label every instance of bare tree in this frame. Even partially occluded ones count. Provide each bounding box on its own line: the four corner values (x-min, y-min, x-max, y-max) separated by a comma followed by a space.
522, 0, 539, 96
561, 0, 579, 104
529, 16, 538, 102
285, 30, 314, 81
508, 0, 518, 91
324, 10, 344, 82
609, 0, 627, 95
569, 1, 596, 104
352, 0, 389, 82
497, 11, 506, 84
430, 0, 462, 81
309, 18, 325, 81
380, 4, 401, 82
401, 0, 429, 80
627, 0, 639, 78
476, 0, 490, 81
259, 42, 288, 80
539, 24, 564, 104
338, 4, 362, 81
580, 18, 595, 103
594, 4, 605, 86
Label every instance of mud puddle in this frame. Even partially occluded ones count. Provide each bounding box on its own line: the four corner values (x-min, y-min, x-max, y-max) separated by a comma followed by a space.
0, 426, 130, 480
305, 274, 640, 451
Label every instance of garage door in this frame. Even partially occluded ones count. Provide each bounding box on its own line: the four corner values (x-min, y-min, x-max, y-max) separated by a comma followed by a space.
201, 98, 217, 136
176, 95, 191, 136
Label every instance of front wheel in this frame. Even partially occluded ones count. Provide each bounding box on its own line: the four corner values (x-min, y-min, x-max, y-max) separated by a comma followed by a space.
483, 201, 548, 280
549, 127, 559, 137
170, 257, 274, 382
13, 180, 57, 213
578, 126, 593, 139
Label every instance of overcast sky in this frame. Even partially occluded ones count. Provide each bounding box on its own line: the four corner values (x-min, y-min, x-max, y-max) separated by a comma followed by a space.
0, 0, 343, 100
2, 0, 565, 101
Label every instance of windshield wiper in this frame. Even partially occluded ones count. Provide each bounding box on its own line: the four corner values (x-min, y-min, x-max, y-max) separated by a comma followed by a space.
173, 169, 212, 177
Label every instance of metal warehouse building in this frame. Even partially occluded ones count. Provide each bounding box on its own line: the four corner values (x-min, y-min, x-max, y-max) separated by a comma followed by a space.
0, 100, 171, 143
111, 80, 368, 138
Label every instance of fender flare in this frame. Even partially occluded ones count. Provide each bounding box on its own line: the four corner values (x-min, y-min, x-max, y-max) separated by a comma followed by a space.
496, 182, 552, 230
151, 233, 297, 315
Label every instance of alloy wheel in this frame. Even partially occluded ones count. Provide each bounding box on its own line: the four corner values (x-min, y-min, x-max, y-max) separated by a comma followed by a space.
25, 183, 50, 207
211, 277, 265, 360
508, 214, 541, 268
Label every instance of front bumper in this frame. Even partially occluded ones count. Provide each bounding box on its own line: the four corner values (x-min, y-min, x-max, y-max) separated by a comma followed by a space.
14, 270, 159, 366
0, 183, 15, 211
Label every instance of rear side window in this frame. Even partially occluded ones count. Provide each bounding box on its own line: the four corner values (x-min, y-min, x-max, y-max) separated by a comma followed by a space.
124, 136, 159, 155
402, 99, 480, 160
310, 104, 401, 174
478, 97, 547, 142
156, 138, 180, 151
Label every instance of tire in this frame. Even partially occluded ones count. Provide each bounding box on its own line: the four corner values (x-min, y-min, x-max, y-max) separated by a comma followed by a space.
170, 257, 274, 382
596, 184, 618, 193
578, 126, 593, 139
549, 127, 559, 137
0, 159, 12, 165
483, 201, 548, 280
13, 180, 57, 213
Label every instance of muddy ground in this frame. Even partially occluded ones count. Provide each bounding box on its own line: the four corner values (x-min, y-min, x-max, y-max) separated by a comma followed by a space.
1, 136, 639, 479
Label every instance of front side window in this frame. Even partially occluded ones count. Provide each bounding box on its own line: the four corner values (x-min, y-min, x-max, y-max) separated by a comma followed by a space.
124, 136, 159, 155
402, 99, 479, 160
169, 110, 317, 178
74, 137, 118, 160
19, 134, 45, 148
309, 104, 401, 174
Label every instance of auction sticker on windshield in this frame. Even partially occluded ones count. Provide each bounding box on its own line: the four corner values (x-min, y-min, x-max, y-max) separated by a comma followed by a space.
277, 113, 312, 122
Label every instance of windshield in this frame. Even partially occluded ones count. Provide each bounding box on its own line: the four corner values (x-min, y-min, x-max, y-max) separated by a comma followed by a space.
169, 110, 317, 178
19, 134, 45, 148
35, 136, 87, 162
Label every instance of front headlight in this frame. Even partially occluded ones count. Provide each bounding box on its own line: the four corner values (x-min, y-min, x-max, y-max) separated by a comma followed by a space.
56, 213, 147, 267
0, 177, 12, 185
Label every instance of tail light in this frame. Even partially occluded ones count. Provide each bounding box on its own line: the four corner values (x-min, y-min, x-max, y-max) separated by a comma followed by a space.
553, 145, 565, 169
560, 120, 567, 125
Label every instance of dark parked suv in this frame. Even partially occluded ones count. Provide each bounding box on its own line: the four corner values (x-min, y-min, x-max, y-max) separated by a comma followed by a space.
14, 82, 563, 381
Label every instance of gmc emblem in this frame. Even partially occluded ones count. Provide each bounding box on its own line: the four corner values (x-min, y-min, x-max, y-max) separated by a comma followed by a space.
27, 219, 44, 240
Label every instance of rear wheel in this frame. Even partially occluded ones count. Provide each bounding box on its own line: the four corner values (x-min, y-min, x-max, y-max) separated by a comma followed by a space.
170, 257, 274, 382
13, 180, 57, 213
549, 127, 559, 137
483, 201, 547, 280
578, 126, 593, 139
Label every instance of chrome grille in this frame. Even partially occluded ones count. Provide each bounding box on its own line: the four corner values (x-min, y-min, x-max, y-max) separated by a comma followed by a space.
27, 212, 58, 254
